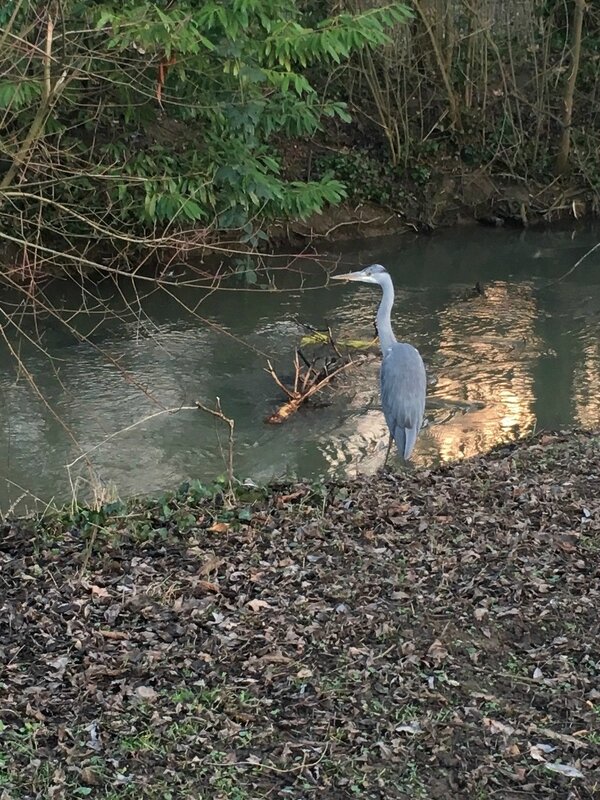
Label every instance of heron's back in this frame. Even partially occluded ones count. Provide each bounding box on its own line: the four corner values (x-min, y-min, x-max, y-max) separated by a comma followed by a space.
380, 342, 426, 459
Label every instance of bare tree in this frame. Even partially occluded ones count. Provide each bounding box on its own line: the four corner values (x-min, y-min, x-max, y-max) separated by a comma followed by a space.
556, 0, 586, 175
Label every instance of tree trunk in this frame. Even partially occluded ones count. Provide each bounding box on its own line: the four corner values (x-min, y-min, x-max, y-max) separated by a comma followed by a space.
556, 0, 586, 175
413, 0, 463, 133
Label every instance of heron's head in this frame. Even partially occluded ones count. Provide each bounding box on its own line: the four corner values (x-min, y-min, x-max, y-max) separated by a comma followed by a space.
331, 263, 389, 285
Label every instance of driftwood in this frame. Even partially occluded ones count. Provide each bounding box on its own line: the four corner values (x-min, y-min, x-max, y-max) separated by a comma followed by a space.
265, 339, 366, 424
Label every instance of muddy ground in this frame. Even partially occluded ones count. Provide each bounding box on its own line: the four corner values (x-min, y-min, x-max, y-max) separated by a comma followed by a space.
1, 431, 599, 799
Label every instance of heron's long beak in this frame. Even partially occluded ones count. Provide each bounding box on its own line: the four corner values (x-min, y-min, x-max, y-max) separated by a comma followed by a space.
331, 270, 367, 282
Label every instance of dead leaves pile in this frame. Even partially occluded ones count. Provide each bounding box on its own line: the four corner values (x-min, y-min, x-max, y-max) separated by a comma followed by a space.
1, 431, 600, 798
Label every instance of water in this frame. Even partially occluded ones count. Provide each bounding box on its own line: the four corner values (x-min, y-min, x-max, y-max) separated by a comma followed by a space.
0, 224, 599, 509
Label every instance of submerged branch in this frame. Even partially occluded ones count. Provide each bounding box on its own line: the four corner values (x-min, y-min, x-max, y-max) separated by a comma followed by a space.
265, 350, 366, 425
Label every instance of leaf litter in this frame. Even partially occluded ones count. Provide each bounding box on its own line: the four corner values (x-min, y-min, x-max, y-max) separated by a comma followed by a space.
1, 431, 600, 798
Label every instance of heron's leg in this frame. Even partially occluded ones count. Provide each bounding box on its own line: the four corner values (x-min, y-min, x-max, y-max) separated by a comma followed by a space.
383, 434, 394, 468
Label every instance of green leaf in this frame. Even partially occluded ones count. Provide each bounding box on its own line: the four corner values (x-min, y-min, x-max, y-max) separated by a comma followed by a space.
0, 0, 410, 240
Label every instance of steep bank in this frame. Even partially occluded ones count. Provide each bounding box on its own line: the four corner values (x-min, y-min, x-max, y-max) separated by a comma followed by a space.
270, 144, 596, 245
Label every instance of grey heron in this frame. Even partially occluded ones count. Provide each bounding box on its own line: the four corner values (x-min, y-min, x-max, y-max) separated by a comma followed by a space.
332, 264, 426, 462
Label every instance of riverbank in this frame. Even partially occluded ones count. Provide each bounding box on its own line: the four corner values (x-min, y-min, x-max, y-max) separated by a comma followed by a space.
270, 158, 595, 246
2, 430, 599, 798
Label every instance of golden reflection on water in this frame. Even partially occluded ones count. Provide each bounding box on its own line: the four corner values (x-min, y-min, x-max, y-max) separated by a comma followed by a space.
417, 282, 540, 463
574, 337, 600, 428
330, 281, 545, 470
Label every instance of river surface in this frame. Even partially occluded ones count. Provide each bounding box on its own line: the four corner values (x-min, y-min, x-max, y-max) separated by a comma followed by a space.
1, 224, 599, 510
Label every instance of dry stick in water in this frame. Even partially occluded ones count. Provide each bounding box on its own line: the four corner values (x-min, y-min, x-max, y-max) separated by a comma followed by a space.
265, 354, 365, 424
548, 240, 600, 286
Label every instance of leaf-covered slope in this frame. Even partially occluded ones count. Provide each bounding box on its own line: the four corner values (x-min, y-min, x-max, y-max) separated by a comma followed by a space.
1, 431, 599, 798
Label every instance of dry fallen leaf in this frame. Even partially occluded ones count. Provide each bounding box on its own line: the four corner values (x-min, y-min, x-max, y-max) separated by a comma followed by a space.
530, 742, 557, 762
208, 522, 229, 534
296, 667, 313, 679
544, 762, 584, 778
199, 556, 224, 576
247, 598, 272, 612
427, 639, 448, 665
25, 703, 45, 722
48, 656, 69, 675
197, 579, 220, 593
530, 745, 547, 762
395, 721, 423, 735
531, 726, 589, 749
558, 540, 577, 553
99, 629, 128, 640
135, 686, 158, 702
483, 717, 515, 736
79, 766, 101, 785
257, 651, 291, 664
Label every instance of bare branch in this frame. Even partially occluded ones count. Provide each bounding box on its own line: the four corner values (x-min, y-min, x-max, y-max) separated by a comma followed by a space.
195, 398, 235, 494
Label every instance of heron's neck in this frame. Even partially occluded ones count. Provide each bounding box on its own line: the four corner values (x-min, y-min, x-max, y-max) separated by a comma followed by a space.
376, 275, 397, 353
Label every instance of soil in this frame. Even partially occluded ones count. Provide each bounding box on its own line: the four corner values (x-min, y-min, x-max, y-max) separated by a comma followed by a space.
1, 430, 600, 799
269, 164, 595, 246
267, 132, 596, 245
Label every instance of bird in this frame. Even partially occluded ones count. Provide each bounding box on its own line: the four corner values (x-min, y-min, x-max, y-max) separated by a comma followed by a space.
331, 263, 426, 462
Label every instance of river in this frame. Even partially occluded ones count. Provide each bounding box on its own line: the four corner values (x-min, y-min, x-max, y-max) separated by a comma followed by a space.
0, 223, 598, 510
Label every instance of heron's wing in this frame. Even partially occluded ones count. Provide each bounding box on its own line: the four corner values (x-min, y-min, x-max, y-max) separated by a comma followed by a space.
380, 343, 427, 459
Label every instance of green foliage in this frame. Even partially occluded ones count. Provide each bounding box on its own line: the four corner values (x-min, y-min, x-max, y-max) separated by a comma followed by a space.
0, 80, 41, 110
315, 150, 404, 206
0, 0, 411, 244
